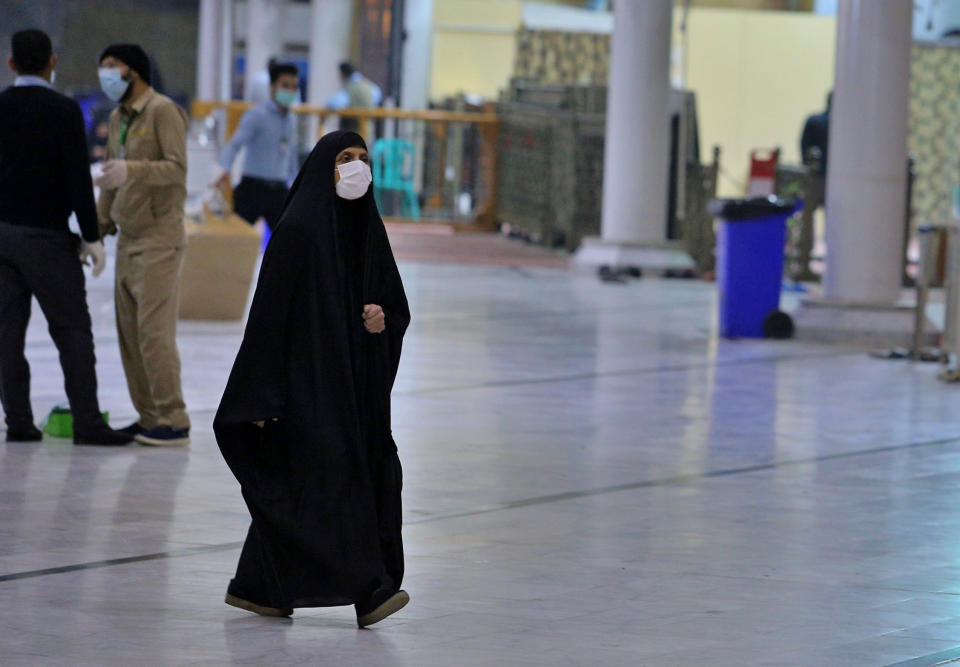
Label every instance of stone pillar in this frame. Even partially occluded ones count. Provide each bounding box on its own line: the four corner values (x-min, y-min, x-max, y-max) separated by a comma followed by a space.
307, 0, 353, 140
245, 0, 286, 102
401, 0, 433, 193
793, 0, 925, 346
601, 0, 670, 243
196, 0, 223, 100
195, 0, 234, 100
823, 0, 912, 306
219, 0, 234, 101
307, 0, 354, 106
573, 0, 692, 272
400, 0, 433, 110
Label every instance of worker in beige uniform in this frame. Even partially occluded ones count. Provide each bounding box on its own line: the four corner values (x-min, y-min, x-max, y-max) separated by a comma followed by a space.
94, 44, 190, 446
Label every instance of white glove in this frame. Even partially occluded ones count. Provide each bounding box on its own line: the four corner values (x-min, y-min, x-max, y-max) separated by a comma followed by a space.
95, 159, 128, 190
80, 240, 107, 278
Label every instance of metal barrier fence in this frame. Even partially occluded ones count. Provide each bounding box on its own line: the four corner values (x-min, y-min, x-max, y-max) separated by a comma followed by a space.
874, 220, 960, 381
940, 222, 960, 380
191, 101, 500, 229
191, 97, 722, 273
495, 101, 720, 271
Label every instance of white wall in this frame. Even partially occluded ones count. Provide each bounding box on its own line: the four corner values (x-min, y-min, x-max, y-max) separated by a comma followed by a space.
913, 0, 960, 41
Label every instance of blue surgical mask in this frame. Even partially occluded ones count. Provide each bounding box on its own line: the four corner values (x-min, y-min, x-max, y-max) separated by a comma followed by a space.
275, 89, 298, 108
99, 67, 130, 102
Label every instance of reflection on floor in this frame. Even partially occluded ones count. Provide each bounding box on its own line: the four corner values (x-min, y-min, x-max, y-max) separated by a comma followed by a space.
4, 240, 960, 666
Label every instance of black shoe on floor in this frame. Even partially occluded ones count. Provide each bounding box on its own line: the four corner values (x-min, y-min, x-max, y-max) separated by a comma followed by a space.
224, 592, 293, 618
225, 581, 292, 618
116, 422, 147, 438
6, 425, 43, 442
135, 426, 190, 447
356, 588, 409, 628
73, 427, 133, 446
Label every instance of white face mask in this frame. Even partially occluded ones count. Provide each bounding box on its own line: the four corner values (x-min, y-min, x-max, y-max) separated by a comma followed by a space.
335, 159, 372, 200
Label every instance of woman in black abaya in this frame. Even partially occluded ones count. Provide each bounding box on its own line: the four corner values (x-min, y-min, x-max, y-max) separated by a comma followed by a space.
213, 131, 410, 628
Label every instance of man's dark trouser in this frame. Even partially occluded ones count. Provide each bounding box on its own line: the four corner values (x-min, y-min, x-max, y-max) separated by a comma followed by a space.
233, 176, 289, 231
0, 221, 103, 433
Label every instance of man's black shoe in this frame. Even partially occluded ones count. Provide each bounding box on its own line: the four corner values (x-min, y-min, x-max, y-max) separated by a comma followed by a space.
117, 422, 147, 437
6, 425, 42, 442
74, 427, 133, 446
135, 426, 190, 447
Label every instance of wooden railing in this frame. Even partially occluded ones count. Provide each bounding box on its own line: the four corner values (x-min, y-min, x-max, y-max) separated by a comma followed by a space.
191, 101, 500, 230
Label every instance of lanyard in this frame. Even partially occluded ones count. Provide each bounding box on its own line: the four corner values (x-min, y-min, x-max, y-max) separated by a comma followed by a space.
119, 111, 140, 149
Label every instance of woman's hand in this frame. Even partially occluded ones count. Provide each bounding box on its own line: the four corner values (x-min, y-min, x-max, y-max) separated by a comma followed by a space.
363, 304, 386, 334
253, 418, 280, 428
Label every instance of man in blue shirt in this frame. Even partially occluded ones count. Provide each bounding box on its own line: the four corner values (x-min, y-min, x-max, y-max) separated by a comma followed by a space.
216, 62, 300, 231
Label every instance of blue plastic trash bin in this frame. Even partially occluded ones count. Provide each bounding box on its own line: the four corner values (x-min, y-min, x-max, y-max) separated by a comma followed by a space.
710, 197, 799, 338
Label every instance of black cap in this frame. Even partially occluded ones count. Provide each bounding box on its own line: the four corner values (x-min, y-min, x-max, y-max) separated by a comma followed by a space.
99, 43, 151, 84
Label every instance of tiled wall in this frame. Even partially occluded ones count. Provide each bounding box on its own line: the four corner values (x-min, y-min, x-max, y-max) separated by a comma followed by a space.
514, 29, 610, 85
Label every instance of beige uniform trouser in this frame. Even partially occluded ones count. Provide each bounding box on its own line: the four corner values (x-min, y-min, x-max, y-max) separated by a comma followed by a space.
115, 246, 189, 430
790, 174, 825, 281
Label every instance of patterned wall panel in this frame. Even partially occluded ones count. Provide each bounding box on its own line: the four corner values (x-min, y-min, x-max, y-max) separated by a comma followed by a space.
515, 29, 960, 230
909, 43, 960, 227
514, 29, 610, 85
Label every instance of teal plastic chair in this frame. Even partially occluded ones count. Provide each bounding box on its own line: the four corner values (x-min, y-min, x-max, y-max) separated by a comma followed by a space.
371, 138, 421, 220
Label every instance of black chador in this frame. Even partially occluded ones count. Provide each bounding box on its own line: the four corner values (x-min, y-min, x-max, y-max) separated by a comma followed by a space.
214, 131, 410, 627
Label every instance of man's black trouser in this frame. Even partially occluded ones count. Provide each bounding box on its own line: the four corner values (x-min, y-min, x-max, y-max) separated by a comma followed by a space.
233, 176, 289, 231
0, 221, 103, 433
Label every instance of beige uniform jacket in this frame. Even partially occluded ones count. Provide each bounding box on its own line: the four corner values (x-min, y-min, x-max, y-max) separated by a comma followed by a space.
96, 88, 188, 252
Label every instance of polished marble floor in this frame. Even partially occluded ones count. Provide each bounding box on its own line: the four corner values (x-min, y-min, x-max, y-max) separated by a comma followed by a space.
4, 240, 960, 665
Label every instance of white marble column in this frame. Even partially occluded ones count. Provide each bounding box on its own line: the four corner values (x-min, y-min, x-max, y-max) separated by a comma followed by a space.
195, 0, 234, 101
794, 0, 927, 346
219, 0, 234, 101
401, 0, 433, 192
196, 0, 223, 100
401, 0, 433, 110
245, 0, 286, 101
601, 0, 671, 243
307, 0, 354, 106
573, 0, 692, 272
823, 0, 912, 306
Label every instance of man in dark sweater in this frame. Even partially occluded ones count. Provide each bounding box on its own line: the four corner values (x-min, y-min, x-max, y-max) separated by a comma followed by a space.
0, 29, 130, 445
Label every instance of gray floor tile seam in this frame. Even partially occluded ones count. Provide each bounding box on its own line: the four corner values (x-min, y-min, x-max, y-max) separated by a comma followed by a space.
0, 542, 244, 583
391, 347, 865, 396
23, 288, 710, 338
29, 346, 860, 428
882, 644, 960, 666
20, 301, 708, 350
655, 569, 960, 599
23, 328, 245, 350
407, 298, 716, 323
408, 433, 960, 521
3, 432, 960, 586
